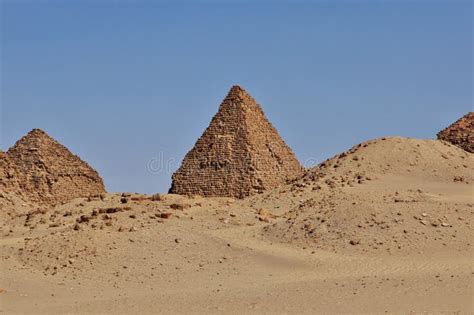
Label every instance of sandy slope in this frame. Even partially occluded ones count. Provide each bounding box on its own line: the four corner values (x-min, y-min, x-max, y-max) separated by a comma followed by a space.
249, 137, 474, 255
0, 137, 473, 314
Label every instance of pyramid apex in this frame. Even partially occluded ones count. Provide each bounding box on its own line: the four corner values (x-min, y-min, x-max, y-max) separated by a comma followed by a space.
11, 128, 56, 148
222, 85, 259, 111
230, 84, 244, 91
227, 85, 250, 97
27, 128, 49, 138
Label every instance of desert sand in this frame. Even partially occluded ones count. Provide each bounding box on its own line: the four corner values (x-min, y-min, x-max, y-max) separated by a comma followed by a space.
1, 136, 473, 314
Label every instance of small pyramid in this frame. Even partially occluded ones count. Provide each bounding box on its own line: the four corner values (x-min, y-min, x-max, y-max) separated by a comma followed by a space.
6, 129, 106, 205
170, 85, 303, 198
437, 112, 474, 153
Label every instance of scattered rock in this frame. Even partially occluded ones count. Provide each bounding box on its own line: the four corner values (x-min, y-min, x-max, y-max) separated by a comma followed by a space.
77, 215, 90, 223
169, 203, 190, 211
258, 208, 275, 222
259, 217, 270, 223
159, 213, 172, 219
151, 193, 162, 201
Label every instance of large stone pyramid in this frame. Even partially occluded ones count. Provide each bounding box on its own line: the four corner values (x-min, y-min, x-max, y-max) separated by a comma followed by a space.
6, 129, 106, 205
437, 112, 474, 153
170, 85, 303, 198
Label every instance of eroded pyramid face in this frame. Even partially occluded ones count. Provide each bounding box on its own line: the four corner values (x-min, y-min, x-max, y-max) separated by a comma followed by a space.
6, 129, 106, 205
0, 151, 22, 195
437, 112, 474, 153
170, 86, 303, 198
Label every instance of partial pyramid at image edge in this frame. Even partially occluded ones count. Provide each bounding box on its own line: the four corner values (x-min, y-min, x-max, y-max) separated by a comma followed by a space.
437, 112, 474, 153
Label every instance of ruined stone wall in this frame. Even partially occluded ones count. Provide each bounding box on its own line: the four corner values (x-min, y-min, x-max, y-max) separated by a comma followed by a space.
6, 129, 106, 206
437, 112, 474, 153
170, 86, 303, 198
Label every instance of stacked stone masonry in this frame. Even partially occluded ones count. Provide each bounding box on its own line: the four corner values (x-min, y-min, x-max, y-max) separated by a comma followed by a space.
5, 129, 106, 206
437, 112, 474, 153
0, 151, 23, 197
170, 85, 303, 198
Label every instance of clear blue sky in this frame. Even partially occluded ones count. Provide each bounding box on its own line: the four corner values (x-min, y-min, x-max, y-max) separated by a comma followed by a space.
1, 1, 472, 194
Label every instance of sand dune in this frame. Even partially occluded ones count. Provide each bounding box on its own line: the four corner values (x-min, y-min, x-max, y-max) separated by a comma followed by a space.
1, 136, 472, 314
251, 137, 473, 254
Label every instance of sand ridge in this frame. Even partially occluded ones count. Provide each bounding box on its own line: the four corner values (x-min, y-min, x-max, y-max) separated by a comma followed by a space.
1, 136, 473, 314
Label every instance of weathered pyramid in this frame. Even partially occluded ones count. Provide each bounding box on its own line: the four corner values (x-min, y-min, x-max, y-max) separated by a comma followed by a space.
0, 151, 22, 196
170, 85, 303, 198
6, 129, 106, 205
437, 112, 474, 153
0, 150, 34, 213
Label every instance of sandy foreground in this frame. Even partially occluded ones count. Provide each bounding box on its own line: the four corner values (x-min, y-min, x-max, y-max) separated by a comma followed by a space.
1, 137, 473, 314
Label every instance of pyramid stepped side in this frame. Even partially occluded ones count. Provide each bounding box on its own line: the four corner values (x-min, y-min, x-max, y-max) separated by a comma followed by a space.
7, 129, 106, 205
437, 112, 474, 153
0, 151, 34, 213
243, 95, 303, 193
0, 151, 23, 196
170, 87, 253, 198
170, 86, 303, 198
